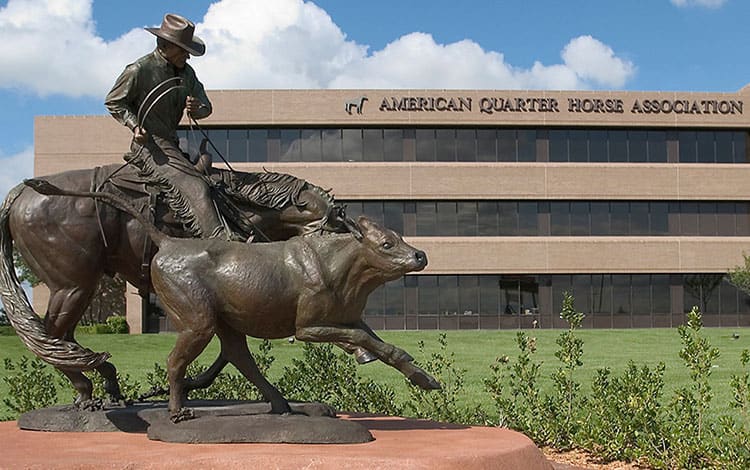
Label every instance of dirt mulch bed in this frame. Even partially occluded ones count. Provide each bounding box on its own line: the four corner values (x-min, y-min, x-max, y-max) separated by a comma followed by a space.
543, 448, 651, 470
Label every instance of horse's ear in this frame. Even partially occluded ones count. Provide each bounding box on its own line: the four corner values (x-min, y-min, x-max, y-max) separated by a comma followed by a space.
344, 216, 364, 241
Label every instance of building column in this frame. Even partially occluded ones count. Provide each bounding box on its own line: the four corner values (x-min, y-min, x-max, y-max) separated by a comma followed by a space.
125, 282, 143, 334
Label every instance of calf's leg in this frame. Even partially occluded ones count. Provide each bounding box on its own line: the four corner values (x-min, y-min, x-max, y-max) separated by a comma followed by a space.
296, 326, 440, 390
167, 328, 214, 422
216, 323, 292, 414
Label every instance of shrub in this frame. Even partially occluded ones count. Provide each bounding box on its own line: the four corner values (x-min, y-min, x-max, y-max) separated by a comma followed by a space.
105, 315, 129, 334
2, 357, 62, 418
662, 306, 721, 468
485, 331, 546, 441
583, 361, 667, 462
278, 342, 402, 415
405, 332, 483, 424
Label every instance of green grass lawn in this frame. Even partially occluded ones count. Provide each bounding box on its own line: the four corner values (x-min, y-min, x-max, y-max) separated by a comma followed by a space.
1, 328, 749, 420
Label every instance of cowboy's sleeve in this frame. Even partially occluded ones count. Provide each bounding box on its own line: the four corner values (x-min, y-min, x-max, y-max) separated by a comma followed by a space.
105, 63, 140, 131
188, 69, 212, 120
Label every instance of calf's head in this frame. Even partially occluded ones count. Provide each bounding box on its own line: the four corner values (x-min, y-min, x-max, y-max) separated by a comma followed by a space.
351, 216, 427, 279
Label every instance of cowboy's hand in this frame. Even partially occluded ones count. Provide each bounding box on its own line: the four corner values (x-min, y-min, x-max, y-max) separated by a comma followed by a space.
133, 127, 148, 145
186, 96, 203, 116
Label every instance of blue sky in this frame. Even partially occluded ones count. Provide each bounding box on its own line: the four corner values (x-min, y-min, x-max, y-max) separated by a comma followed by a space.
0, 0, 748, 195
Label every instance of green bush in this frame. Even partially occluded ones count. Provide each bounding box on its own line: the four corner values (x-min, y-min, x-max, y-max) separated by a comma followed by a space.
2, 357, 62, 418
278, 342, 402, 415
583, 361, 667, 462
106, 315, 129, 334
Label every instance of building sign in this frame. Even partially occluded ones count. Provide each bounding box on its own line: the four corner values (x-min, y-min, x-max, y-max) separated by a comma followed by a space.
361, 94, 744, 117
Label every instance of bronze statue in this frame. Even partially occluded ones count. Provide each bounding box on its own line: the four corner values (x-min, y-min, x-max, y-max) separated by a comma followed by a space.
105, 13, 225, 239
0, 162, 348, 410
22, 180, 441, 422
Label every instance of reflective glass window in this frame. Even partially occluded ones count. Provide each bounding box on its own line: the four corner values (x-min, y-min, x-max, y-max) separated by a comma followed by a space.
648, 131, 667, 163
517, 130, 537, 162
716, 132, 733, 163
590, 202, 610, 235
570, 202, 590, 236
479, 276, 500, 315
227, 129, 248, 162
342, 128, 362, 161
609, 130, 628, 162
300, 129, 321, 162
383, 129, 403, 161
457, 202, 478, 236
416, 129, 435, 161
497, 130, 516, 162
280, 129, 301, 161
549, 130, 568, 162
518, 202, 538, 235
589, 130, 608, 162
363, 128, 383, 161
612, 275, 631, 315
248, 129, 268, 162
498, 202, 518, 236
418, 275, 438, 315
696, 132, 715, 163
591, 274, 612, 314
459, 276, 479, 315
436, 129, 456, 162
679, 131, 697, 163
568, 130, 588, 162
477, 130, 497, 162
550, 202, 570, 235
321, 128, 342, 162
629, 131, 648, 163
457, 129, 476, 162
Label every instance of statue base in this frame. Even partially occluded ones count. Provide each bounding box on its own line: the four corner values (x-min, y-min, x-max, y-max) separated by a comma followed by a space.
17, 400, 373, 444
2, 412, 553, 469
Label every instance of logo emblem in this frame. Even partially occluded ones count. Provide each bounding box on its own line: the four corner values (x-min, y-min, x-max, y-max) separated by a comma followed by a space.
345, 96, 368, 115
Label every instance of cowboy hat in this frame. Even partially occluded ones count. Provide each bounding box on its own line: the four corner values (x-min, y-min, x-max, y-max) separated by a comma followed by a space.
146, 13, 205, 56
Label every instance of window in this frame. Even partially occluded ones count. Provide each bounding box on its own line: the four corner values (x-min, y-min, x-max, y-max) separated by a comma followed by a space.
549, 130, 568, 162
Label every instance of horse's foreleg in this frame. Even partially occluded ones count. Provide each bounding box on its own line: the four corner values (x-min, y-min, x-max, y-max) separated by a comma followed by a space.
296, 326, 440, 390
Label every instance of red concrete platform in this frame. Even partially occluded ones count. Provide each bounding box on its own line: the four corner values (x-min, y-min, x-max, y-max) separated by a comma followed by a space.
0, 414, 553, 469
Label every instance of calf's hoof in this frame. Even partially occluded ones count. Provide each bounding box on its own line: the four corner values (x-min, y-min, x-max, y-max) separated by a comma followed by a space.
170, 407, 195, 423
269, 400, 293, 415
408, 370, 442, 390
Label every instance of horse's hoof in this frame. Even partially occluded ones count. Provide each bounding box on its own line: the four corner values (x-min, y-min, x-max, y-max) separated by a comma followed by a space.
408, 370, 442, 390
75, 397, 104, 411
170, 407, 195, 423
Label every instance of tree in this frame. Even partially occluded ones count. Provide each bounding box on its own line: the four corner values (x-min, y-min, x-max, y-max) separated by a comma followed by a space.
729, 253, 750, 296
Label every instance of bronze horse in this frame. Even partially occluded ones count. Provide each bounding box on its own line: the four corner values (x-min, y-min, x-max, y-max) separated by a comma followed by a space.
0, 163, 347, 409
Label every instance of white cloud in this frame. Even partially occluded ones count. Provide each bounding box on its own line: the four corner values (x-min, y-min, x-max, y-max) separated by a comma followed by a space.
670, 0, 727, 7
561, 36, 635, 89
0, 147, 34, 199
0, 0, 149, 97
0, 0, 637, 95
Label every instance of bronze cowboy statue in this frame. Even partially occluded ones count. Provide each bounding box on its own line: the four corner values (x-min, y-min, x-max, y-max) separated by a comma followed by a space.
0, 13, 361, 411
105, 13, 226, 240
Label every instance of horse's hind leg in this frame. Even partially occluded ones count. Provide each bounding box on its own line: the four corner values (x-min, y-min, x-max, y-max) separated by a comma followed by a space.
45, 285, 123, 407
216, 323, 291, 414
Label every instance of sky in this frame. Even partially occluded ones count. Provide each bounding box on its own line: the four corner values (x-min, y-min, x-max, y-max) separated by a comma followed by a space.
0, 0, 748, 197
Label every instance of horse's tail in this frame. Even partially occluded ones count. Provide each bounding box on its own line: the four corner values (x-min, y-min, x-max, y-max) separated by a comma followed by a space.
23, 178, 167, 247
0, 183, 110, 371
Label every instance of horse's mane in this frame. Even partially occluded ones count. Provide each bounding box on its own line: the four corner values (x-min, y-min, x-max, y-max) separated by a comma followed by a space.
226, 170, 334, 210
